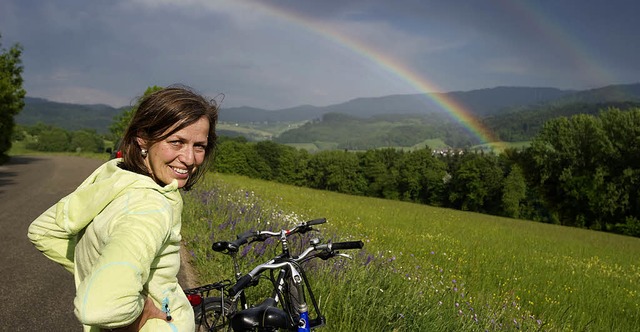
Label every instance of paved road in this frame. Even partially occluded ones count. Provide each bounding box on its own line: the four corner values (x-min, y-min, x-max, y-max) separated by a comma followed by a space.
0, 155, 103, 331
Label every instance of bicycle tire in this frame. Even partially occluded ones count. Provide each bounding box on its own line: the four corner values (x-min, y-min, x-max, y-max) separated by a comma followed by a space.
194, 297, 231, 332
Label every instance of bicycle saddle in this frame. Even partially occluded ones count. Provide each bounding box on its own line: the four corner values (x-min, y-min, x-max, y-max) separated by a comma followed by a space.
231, 298, 293, 330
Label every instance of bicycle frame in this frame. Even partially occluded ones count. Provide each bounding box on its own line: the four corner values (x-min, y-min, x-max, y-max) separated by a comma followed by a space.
185, 218, 362, 331
228, 240, 363, 331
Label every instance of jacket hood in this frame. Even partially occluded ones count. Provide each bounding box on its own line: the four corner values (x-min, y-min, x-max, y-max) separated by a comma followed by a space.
56, 158, 180, 235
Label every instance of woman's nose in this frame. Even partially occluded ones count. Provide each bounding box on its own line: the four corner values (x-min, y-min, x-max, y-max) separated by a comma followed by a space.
180, 147, 195, 165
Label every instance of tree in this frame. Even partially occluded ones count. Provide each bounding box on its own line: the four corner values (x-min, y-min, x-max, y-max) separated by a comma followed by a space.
213, 138, 262, 178
447, 154, 504, 213
0, 34, 26, 160
359, 149, 401, 200
109, 85, 163, 139
254, 140, 297, 182
36, 127, 70, 152
305, 150, 366, 195
529, 108, 640, 233
397, 148, 447, 205
70, 129, 105, 153
502, 164, 527, 218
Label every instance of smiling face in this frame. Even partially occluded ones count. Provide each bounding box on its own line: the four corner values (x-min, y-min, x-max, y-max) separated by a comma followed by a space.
137, 116, 210, 188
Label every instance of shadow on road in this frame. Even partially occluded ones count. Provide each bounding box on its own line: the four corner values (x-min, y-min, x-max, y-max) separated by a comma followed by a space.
0, 156, 44, 193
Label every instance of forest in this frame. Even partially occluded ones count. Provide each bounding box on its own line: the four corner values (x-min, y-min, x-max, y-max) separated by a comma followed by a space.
12, 123, 105, 153
213, 107, 640, 237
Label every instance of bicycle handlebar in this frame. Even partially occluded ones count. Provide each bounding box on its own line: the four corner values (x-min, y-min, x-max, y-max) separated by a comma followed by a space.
211, 218, 327, 253
229, 274, 253, 296
228, 239, 363, 296
331, 241, 364, 250
306, 218, 327, 226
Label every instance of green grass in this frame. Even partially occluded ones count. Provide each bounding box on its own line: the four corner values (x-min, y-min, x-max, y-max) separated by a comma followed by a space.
409, 138, 448, 150
7, 142, 110, 161
182, 173, 640, 331
218, 121, 308, 140
217, 123, 274, 139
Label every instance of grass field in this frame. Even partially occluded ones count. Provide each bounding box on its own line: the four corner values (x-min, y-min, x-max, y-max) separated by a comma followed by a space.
409, 138, 448, 150
217, 121, 308, 141
7, 141, 111, 160
181, 173, 640, 331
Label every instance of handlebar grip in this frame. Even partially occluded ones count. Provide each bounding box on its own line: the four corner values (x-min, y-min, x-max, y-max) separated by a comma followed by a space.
306, 218, 327, 226
229, 274, 253, 296
230, 237, 248, 248
238, 230, 255, 239
332, 241, 364, 250
211, 241, 231, 252
230, 230, 255, 248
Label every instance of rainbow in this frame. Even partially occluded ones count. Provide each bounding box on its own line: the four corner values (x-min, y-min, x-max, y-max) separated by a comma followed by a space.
247, 1, 501, 146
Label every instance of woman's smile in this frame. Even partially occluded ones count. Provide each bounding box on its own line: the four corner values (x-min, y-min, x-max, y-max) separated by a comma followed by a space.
140, 117, 210, 188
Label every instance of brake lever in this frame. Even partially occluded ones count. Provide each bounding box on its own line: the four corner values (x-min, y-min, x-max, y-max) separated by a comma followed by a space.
297, 226, 314, 234
252, 234, 269, 242
317, 251, 353, 261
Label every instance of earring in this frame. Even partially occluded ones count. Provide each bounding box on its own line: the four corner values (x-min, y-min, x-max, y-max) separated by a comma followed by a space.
141, 149, 148, 157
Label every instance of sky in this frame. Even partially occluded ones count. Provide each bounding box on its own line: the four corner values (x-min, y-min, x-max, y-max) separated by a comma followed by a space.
1, 0, 639, 110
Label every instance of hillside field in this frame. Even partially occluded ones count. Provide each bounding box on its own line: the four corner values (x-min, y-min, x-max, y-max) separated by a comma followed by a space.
181, 173, 640, 331
217, 121, 307, 141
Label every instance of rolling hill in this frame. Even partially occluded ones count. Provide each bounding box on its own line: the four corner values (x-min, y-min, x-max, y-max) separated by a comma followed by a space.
16, 97, 126, 134
16, 83, 640, 148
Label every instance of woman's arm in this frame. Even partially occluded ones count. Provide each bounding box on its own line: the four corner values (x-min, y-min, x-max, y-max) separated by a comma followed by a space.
74, 191, 174, 330
27, 203, 76, 273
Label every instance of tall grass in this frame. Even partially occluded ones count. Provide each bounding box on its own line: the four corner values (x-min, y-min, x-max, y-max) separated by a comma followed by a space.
182, 173, 640, 331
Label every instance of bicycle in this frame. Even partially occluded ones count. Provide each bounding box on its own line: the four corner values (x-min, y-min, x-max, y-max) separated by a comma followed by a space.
183, 218, 364, 331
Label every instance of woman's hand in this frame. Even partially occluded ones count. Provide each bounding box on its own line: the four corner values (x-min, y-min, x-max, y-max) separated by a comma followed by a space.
108, 297, 171, 331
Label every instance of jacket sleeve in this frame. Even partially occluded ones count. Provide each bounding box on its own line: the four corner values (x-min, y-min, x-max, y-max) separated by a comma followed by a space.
27, 203, 76, 273
73, 191, 174, 329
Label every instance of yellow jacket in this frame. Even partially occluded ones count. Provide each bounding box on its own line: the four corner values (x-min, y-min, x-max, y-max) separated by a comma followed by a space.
28, 159, 194, 331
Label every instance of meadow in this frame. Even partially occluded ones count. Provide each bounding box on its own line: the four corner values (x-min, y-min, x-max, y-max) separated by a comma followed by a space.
181, 173, 640, 331
7, 140, 111, 160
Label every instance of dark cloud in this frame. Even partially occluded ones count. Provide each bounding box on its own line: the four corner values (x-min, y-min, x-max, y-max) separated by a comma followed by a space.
1, 0, 638, 108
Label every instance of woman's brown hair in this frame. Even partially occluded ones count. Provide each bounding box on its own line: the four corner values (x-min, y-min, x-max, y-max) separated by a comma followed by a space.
119, 85, 219, 190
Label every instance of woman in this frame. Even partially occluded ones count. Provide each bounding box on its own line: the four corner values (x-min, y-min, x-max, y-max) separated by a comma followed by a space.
28, 85, 218, 331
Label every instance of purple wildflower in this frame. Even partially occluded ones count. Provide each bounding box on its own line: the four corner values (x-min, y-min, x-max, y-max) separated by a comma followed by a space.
240, 244, 251, 257
364, 254, 374, 266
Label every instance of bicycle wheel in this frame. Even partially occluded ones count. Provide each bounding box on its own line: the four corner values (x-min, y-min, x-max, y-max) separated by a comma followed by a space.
194, 297, 232, 332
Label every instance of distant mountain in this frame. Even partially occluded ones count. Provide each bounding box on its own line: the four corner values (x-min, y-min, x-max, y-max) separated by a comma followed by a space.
220, 86, 576, 122
484, 100, 640, 142
17, 97, 125, 133
220, 105, 325, 123
550, 83, 640, 104
16, 83, 640, 137
444, 86, 575, 116
272, 83, 640, 149
274, 112, 475, 150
